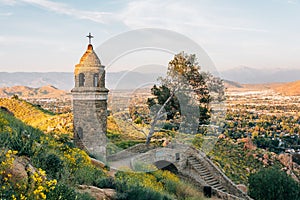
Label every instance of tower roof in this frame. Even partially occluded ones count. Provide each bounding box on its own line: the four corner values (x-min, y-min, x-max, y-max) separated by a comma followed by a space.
79, 44, 101, 66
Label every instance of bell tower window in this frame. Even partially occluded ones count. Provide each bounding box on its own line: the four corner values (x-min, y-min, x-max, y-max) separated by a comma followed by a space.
93, 73, 99, 87
79, 73, 85, 87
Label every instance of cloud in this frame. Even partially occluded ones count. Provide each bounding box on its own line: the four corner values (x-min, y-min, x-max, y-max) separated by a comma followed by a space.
20, 0, 114, 24
0, 0, 18, 5
287, 0, 298, 4
0, 35, 60, 46
118, 0, 268, 33
0, 12, 13, 16
14, 0, 267, 33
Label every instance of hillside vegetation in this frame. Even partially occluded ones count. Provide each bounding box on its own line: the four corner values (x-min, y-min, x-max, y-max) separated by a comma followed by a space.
0, 98, 210, 200
0, 85, 68, 98
0, 98, 73, 134
0, 108, 104, 199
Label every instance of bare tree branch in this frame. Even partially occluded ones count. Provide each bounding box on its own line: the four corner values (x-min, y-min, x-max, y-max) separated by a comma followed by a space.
146, 90, 175, 145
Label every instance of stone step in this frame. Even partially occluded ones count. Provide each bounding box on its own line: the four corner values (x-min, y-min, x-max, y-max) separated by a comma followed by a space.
188, 160, 199, 165
211, 182, 222, 187
196, 167, 209, 172
211, 183, 223, 189
206, 180, 220, 186
196, 168, 210, 174
193, 165, 206, 170
201, 172, 213, 176
214, 185, 226, 191
192, 162, 205, 167
193, 164, 206, 168
203, 175, 214, 181
189, 156, 229, 193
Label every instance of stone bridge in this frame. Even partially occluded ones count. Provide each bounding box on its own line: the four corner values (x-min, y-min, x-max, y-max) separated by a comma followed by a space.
107, 144, 252, 200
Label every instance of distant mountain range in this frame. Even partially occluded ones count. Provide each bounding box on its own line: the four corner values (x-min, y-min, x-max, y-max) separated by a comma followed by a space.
0, 67, 299, 91
220, 66, 300, 84
0, 72, 73, 91
0, 71, 164, 91
0, 79, 299, 98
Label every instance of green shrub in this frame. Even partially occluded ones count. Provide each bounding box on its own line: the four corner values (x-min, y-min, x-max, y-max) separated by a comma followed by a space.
162, 122, 179, 131
47, 183, 95, 200
248, 168, 300, 200
115, 183, 172, 200
133, 161, 157, 172
107, 130, 122, 140
293, 154, 300, 165
0, 111, 43, 157
114, 140, 144, 149
40, 153, 64, 179
73, 165, 106, 186
95, 177, 116, 189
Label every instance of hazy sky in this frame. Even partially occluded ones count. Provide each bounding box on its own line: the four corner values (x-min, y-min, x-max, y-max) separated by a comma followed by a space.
0, 0, 299, 72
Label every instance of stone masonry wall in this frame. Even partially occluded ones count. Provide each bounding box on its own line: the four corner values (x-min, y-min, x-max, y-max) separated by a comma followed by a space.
73, 99, 107, 160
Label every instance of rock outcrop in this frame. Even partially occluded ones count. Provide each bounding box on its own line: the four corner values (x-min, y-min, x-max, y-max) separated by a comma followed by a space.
77, 185, 116, 200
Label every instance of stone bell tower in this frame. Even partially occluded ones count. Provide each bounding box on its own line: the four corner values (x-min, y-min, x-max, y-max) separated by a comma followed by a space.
71, 33, 108, 160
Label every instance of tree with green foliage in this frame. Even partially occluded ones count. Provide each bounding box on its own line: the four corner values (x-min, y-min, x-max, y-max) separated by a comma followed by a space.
146, 52, 224, 144
248, 168, 300, 200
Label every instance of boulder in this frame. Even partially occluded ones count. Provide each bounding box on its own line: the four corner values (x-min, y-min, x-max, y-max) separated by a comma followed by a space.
77, 185, 116, 200
7, 156, 29, 184
218, 134, 226, 139
278, 154, 292, 168
237, 184, 248, 193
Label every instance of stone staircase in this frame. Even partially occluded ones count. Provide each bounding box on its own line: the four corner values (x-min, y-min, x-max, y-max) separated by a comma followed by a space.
182, 148, 253, 200
107, 144, 252, 200
187, 155, 226, 192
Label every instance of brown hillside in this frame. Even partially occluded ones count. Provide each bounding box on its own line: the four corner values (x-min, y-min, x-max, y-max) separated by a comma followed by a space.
225, 80, 300, 95
0, 85, 67, 98
272, 80, 300, 96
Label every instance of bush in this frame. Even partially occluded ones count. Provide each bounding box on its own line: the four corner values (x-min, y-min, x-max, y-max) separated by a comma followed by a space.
72, 165, 106, 186
248, 168, 300, 200
162, 122, 179, 131
293, 154, 300, 165
114, 140, 144, 149
115, 184, 172, 200
47, 183, 95, 200
114, 171, 172, 200
36, 153, 64, 179
95, 177, 116, 189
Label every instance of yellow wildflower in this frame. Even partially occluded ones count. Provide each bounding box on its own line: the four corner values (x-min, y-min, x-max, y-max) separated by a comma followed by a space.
40, 192, 46, 199
20, 194, 27, 200
11, 194, 17, 200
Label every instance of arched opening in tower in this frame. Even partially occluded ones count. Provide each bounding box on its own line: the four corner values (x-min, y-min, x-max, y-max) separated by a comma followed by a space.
154, 160, 178, 174
79, 73, 85, 87
93, 73, 99, 87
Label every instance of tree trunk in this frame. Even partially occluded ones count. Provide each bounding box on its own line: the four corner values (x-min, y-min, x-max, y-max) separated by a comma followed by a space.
146, 91, 175, 145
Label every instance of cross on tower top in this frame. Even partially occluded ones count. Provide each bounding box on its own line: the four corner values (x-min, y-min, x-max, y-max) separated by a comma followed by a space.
86, 32, 94, 44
